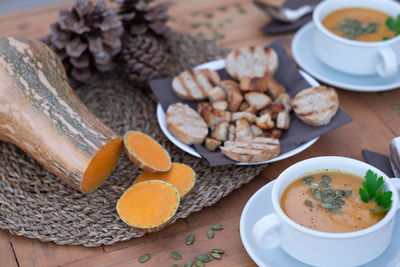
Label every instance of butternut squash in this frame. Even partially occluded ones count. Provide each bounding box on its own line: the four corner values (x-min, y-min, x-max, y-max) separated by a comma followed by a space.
0, 36, 123, 192
124, 131, 171, 173
117, 180, 180, 232
134, 163, 196, 199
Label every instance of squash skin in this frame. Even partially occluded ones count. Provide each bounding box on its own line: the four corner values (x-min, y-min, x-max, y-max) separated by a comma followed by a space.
0, 36, 122, 192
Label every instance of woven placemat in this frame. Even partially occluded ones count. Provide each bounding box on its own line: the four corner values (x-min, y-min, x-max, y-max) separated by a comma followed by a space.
0, 31, 266, 247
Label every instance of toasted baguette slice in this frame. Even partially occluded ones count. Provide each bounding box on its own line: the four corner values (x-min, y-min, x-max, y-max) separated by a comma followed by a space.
166, 103, 208, 145
212, 100, 228, 110
232, 112, 256, 123
225, 46, 279, 80
205, 138, 222, 152
240, 76, 269, 92
220, 80, 241, 94
244, 92, 272, 110
228, 124, 236, 141
251, 124, 263, 136
228, 90, 243, 112
276, 111, 290, 130
207, 86, 226, 102
266, 75, 287, 99
293, 86, 339, 126
220, 136, 280, 163
256, 113, 275, 129
172, 69, 221, 100
212, 121, 229, 141
235, 119, 253, 138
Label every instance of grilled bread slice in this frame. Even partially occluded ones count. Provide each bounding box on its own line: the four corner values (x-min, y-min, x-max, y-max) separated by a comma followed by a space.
293, 86, 339, 126
220, 136, 280, 163
244, 92, 272, 110
172, 69, 221, 100
166, 103, 208, 145
225, 46, 279, 80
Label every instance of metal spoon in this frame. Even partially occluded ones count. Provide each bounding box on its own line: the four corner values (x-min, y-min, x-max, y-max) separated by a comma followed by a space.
252, 0, 315, 23
389, 136, 400, 177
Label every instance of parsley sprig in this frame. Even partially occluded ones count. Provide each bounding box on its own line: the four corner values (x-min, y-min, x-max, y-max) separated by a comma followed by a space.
359, 170, 392, 214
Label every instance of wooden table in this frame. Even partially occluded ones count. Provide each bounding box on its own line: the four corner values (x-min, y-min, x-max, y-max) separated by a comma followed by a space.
0, 0, 399, 266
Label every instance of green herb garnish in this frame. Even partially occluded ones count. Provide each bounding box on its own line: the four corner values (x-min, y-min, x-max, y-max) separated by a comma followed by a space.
359, 170, 392, 213
333, 18, 379, 40
392, 104, 400, 110
385, 15, 400, 35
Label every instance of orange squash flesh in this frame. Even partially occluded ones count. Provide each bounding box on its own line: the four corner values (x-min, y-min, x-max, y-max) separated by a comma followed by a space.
117, 180, 180, 232
124, 131, 171, 172
82, 138, 123, 192
134, 163, 196, 199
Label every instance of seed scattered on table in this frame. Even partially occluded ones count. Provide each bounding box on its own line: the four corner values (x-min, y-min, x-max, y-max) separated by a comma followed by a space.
207, 229, 215, 238
170, 251, 182, 260
197, 254, 212, 262
186, 234, 195, 245
194, 259, 205, 267
185, 259, 193, 267
211, 252, 222, 259
138, 253, 150, 263
211, 249, 225, 254
211, 224, 223, 230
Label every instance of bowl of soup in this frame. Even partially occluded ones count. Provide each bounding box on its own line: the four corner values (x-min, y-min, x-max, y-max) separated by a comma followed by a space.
252, 156, 400, 267
312, 0, 400, 77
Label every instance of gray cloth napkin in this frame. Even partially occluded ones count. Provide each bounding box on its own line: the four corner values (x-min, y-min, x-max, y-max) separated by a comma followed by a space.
362, 149, 395, 177
149, 40, 353, 166
261, 0, 321, 35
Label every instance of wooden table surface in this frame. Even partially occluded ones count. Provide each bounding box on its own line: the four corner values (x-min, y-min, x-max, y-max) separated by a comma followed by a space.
1, 0, 399, 266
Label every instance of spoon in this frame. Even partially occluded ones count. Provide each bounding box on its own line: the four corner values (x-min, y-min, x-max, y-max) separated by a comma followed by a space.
389, 136, 400, 177
252, 0, 315, 23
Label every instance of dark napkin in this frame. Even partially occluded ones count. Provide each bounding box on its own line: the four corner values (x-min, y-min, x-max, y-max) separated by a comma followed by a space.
362, 150, 395, 177
149, 40, 353, 166
261, 0, 320, 35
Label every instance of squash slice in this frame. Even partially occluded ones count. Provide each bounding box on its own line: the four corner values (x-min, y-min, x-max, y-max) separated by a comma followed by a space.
124, 131, 171, 172
134, 163, 196, 199
117, 180, 180, 232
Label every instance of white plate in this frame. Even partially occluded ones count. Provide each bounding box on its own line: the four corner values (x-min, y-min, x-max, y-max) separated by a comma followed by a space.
240, 180, 400, 267
292, 22, 400, 92
156, 59, 319, 165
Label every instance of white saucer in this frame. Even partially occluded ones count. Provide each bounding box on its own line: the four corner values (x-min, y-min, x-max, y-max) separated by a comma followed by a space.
156, 59, 319, 166
292, 22, 400, 92
240, 180, 400, 267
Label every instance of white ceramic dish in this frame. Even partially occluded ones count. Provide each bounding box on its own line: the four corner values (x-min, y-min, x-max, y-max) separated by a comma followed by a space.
292, 22, 400, 92
156, 59, 319, 165
240, 180, 400, 267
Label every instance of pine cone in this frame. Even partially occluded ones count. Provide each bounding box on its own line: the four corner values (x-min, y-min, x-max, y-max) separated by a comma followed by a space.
115, 0, 170, 38
44, 0, 123, 84
121, 34, 169, 86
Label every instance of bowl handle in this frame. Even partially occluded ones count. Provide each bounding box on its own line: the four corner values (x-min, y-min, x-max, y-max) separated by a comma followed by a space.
376, 48, 398, 78
252, 212, 281, 249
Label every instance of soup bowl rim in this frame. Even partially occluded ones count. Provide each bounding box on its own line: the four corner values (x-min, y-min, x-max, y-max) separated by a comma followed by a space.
313, 0, 400, 47
272, 156, 399, 239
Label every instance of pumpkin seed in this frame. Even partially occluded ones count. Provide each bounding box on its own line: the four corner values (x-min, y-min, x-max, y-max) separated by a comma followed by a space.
211, 224, 223, 230
207, 229, 215, 239
211, 249, 225, 254
310, 182, 319, 187
314, 191, 322, 200
336, 190, 345, 197
194, 259, 204, 267
218, 6, 227, 12
321, 203, 334, 209
321, 175, 331, 184
138, 254, 150, 263
344, 190, 353, 197
204, 12, 214, 19
211, 252, 222, 259
303, 176, 314, 184
320, 181, 329, 188
185, 260, 193, 267
197, 254, 212, 262
170, 251, 182, 260
186, 234, 195, 245
304, 200, 313, 207
172, 264, 179, 267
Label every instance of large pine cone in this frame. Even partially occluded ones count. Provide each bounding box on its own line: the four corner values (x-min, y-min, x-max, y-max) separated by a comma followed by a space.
114, 0, 170, 38
121, 34, 169, 86
44, 0, 123, 84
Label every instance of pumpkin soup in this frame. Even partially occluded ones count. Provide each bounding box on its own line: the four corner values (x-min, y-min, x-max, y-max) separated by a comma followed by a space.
322, 8, 395, 42
281, 172, 385, 233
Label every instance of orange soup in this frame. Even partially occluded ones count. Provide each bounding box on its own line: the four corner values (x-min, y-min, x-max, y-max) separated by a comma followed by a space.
322, 7, 395, 42
281, 172, 385, 233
